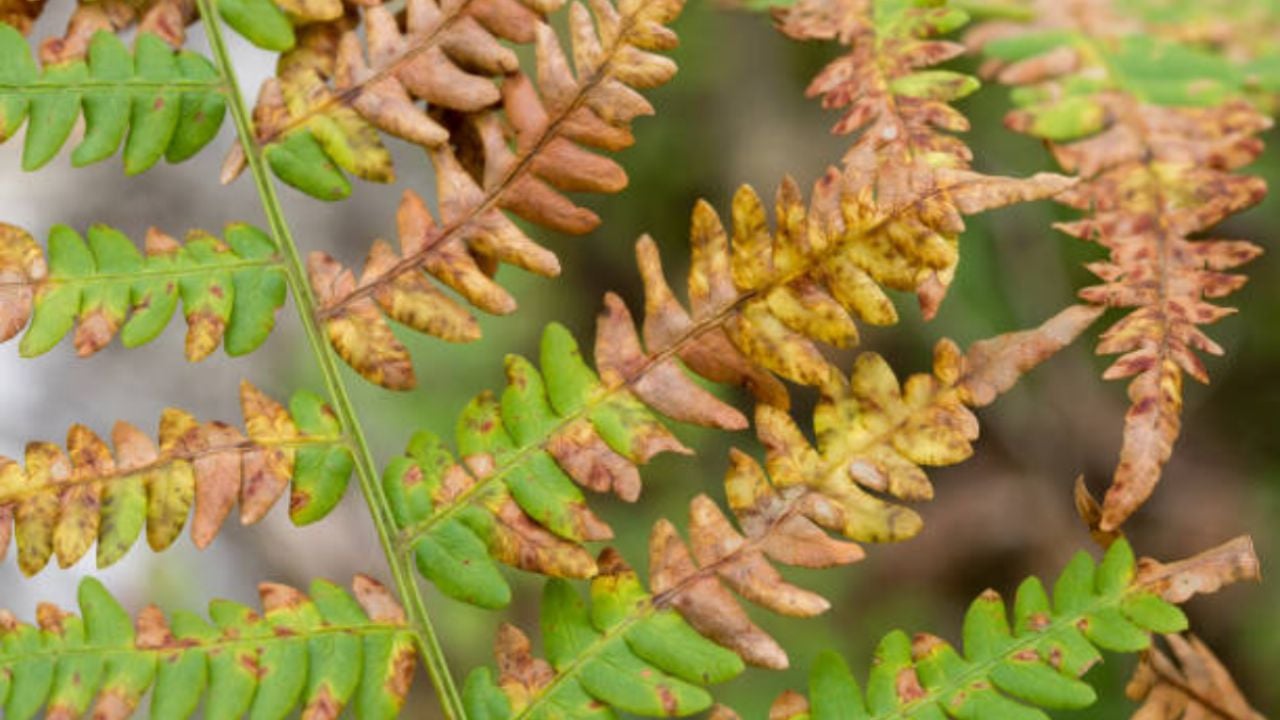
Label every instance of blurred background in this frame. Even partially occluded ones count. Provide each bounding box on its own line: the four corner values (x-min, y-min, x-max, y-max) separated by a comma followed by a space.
1, 2, 1276, 716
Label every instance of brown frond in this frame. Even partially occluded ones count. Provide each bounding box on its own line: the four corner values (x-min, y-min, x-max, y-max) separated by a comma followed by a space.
973, 2, 1273, 530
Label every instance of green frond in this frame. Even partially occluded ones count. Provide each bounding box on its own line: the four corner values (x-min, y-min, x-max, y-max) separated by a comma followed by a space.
384, 324, 693, 609
756, 539, 1202, 720
0, 27, 226, 173
0, 381, 352, 574
0, 221, 285, 361
0, 574, 415, 720
462, 550, 744, 720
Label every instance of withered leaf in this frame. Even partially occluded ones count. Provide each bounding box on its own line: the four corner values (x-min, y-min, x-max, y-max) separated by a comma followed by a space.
0, 383, 352, 573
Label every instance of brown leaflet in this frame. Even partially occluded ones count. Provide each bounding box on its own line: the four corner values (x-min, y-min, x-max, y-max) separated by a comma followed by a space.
1135, 535, 1260, 604
0, 223, 46, 343
1128, 635, 1266, 720
309, 251, 415, 390
239, 380, 298, 524
493, 623, 556, 708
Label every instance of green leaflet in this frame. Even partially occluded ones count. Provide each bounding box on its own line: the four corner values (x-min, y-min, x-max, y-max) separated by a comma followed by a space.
463, 553, 744, 719
0, 576, 415, 720
774, 540, 1188, 720
216, 0, 296, 52
984, 29, 1254, 140
0, 222, 285, 360
0, 27, 226, 172
383, 324, 689, 610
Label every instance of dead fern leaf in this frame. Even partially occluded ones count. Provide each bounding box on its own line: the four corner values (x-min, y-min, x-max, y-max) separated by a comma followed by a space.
300, 0, 688, 388
972, 5, 1273, 530
1129, 635, 1266, 720
228, 0, 679, 204
0, 381, 353, 574
647, 305, 1101, 669
775, 0, 1058, 316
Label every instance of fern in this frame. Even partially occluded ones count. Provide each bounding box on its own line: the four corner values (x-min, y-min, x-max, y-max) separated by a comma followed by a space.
1128, 634, 1266, 720
0, 26, 226, 173
0, 381, 352, 574
0, 574, 416, 720
970, 7, 1274, 530
0, 0, 1272, 716
0, 222, 285, 360
299, 0, 689, 388
776, 0, 1068, 317
222, 0, 682, 202
465, 536, 1259, 719
302, 0, 1071, 391
463, 551, 743, 719
735, 537, 1258, 720
381, 305, 1095, 627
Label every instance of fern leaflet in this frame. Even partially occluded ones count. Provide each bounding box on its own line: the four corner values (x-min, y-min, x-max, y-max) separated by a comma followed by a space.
0, 574, 415, 720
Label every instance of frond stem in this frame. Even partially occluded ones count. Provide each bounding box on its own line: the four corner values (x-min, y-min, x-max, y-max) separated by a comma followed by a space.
192, 3, 466, 718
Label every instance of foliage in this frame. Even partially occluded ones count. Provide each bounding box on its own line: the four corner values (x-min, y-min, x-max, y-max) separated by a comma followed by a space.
468, 536, 1260, 719
380, 307, 1096, 615
1128, 634, 1267, 720
0, 26, 225, 173
0, 381, 352, 574
970, 0, 1274, 530
0, 574, 415, 720
0, 0, 1273, 717
0, 222, 284, 360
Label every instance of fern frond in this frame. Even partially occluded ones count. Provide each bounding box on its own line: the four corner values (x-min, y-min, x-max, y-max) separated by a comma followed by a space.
0, 222, 285, 360
0, 574, 415, 720
0, 27, 226, 173
226, 0, 678, 204
469, 536, 1260, 719
738, 536, 1258, 720
644, 305, 1100, 669
463, 550, 744, 719
970, 7, 1273, 530
384, 305, 1094, 624
296, 0, 687, 389
382, 322, 695, 608
0, 381, 352, 574
297, 0, 1073, 390
1128, 634, 1265, 720
776, 0, 1039, 316
221, 0, 545, 196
